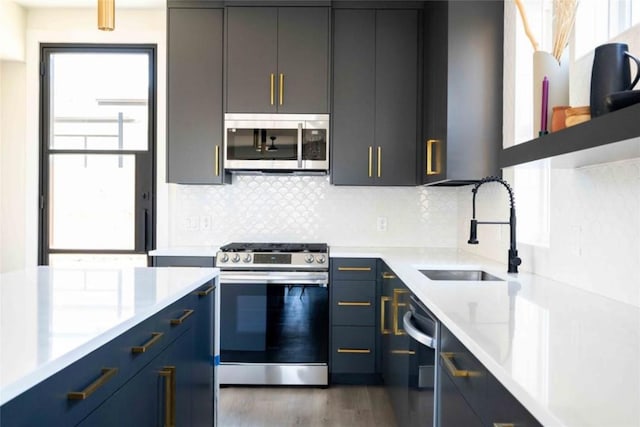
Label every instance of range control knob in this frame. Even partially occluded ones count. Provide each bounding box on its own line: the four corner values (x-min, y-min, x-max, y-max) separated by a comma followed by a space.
304, 254, 315, 264
219, 253, 229, 263
243, 254, 252, 263
315, 255, 326, 264
231, 254, 241, 263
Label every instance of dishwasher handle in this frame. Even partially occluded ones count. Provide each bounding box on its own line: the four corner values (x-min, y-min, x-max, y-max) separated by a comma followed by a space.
403, 311, 436, 349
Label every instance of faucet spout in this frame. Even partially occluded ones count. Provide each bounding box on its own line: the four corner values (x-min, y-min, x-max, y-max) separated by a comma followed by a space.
469, 176, 522, 273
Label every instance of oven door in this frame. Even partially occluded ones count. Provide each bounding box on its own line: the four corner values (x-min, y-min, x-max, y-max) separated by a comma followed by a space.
224, 113, 329, 172
219, 270, 329, 385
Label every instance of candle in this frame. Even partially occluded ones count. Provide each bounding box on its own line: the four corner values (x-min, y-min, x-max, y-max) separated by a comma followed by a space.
540, 76, 549, 134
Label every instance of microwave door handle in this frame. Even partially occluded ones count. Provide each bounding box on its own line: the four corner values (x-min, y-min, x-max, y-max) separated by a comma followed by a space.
297, 122, 303, 168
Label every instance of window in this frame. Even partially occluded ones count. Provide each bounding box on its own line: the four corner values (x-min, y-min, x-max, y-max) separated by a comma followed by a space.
39, 45, 156, 267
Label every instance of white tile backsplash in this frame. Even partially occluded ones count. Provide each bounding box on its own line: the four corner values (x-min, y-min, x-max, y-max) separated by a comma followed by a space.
169, 175, 459, 248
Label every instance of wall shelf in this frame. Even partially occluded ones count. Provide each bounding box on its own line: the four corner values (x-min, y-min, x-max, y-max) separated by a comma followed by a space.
499, 103, 640, 169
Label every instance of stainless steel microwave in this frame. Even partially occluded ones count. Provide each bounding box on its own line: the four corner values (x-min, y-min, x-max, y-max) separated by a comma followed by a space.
224, 113, 329, 173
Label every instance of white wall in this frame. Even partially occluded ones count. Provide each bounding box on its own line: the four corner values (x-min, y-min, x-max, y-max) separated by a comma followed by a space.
0, 7, 166, 271
0, 0, 26, 61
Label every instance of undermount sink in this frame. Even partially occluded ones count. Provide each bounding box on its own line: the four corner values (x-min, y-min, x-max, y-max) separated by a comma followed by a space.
420, 269, 504, 282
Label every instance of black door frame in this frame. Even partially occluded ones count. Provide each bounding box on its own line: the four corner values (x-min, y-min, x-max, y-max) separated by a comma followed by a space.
38, 43, 157, 265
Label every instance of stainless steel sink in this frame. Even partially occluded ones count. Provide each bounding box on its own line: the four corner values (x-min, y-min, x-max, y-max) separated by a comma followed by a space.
420, 269, 504, 282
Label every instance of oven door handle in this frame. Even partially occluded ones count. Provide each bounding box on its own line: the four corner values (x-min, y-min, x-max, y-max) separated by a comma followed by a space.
220, 271, 328, 285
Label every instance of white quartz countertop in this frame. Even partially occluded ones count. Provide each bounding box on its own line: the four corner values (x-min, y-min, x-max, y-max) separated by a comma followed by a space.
0, 266, 218, 406
331, 246, 640, 427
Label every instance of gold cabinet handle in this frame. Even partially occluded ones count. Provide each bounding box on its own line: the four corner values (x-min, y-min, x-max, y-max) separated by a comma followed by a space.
279, 73, 284, 106
197, 285, 215, 297
337, 348, 371, 354
67, 367, 118, 400
380, 296, 391, 335
440, 352, 481, 378
377, 146, 382, 177
159, 366, 176, 426
338, 267, 372, 272
338, 301, 371, 307
170, 309, 194, 325
382, 272, 396, 279
131, 332, 164, 354
493, 424, 515, 427
368, 146, 373, 177
214, 145, 220, 176
270, 73, 275, 105
392, 289, 409, 336
391, 349, 416, 355
426, 139, 441, 175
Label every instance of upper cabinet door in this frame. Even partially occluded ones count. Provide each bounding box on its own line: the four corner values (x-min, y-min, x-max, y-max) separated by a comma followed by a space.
226, 7, 279, 113
277, 7, 330, 113
375, 9, 419, 186
226, 7, 330, 114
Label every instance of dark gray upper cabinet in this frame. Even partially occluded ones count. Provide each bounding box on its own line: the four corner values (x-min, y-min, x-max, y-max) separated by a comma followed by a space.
331, 8, 420, 186
167, 8, 225, 184
225, 7, 330, 114
422, 0, 503, 185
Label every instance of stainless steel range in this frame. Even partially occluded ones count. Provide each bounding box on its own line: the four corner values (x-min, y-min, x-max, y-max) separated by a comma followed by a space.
216, 242, 329, 386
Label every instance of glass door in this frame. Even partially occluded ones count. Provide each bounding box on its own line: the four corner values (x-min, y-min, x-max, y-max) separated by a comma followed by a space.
39, 45, 156, 267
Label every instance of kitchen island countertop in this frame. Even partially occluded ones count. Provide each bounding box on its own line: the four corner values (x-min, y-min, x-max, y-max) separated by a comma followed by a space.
0, 266, 218, 406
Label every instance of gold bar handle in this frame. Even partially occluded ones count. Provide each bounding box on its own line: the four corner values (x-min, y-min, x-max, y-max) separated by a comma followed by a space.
391, 349, 416, 355
270, 73, 275, 105
493, 424, 515, 427
338, 267, 371, 272
159, 366, 176, 427
393, 288, 409, 336
440, 352, 481, 378
426, 139, 440, 175
338, 301, 371, 307
377, 146, 382, 177
170, 309, 194, 326
279, 73, 284, 106
197, 285, 215, 297
337, 348, 371, 354
382, 272, 396, 279
67, 367, 118, 400
131, 332, 164, 354
368, 146, 373, 177
214, 145, 220, 176
381, 296, 391, 335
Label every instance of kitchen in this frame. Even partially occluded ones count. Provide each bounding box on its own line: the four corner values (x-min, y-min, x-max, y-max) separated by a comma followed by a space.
1, 0, 639, 426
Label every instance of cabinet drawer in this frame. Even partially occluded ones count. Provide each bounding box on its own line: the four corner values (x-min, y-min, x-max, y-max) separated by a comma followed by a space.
439, 324, 486, 414
331, 326, 376, 374
331, 281, 376, 326
486, 372, 542, 427
331, 258, 376, 280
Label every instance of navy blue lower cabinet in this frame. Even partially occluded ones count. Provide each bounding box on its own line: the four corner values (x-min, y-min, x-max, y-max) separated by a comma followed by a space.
439, 366, 484, 427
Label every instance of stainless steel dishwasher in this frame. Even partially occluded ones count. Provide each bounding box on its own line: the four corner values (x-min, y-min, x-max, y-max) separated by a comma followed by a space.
403, 294, 440, 427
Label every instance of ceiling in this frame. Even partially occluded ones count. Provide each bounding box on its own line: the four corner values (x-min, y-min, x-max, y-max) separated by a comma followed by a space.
11, 0, 163, 8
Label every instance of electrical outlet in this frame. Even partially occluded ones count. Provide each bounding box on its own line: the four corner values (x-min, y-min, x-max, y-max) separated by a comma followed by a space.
377, 216, 388, 232
200, 215, 212, 231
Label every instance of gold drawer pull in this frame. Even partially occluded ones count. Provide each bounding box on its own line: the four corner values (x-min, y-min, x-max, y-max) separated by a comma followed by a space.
426, 139, 441, 175
170, 309, 194, 325
391, 350, 415, 355
393, 288, 409, 336
159, 366, 176, 426
377, 146, 382, 177
440, 352, 481, 378
337, 348, 371, 354
368, 146, 373, 177
270, 73, 275, 105
214, 145, 220, 176
67, 367, 118, 400
338, 301, 371, 307
131, 332, 164, 354
197, 285, 215, 297
382, 272, 396, 279
493, 424, 515, 427
338, 267, 372, 272
380, 296, 391, 335
279, 73, 284, 105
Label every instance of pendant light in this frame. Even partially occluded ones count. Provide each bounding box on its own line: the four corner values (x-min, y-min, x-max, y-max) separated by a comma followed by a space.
98, 0, 115, 31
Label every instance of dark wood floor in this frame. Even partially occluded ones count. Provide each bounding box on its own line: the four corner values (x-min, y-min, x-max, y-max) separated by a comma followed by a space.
219, 385, 397, 426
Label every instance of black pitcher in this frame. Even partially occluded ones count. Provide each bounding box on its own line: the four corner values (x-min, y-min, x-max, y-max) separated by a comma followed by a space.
590, 42, 640, 117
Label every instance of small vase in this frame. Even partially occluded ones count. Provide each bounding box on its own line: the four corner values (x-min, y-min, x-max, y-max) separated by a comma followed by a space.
550, 105, 570, 132
533, 51, 569, 136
